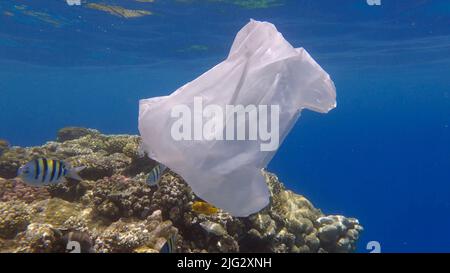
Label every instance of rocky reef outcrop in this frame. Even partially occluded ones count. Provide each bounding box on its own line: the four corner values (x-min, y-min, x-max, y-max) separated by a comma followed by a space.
0, 127, 362, 253
0, 139, 9, 156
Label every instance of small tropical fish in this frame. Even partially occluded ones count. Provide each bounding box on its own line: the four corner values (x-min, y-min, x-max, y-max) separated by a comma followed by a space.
160, 234, 176, 253
192, 201, 219, 215
146, 163, 167, 187
17, 158, 85, 186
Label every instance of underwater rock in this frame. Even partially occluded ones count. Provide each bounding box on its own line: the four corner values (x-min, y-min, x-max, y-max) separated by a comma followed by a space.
200, 220, 228, 237
122, 138, 142, 159
71, 153, 130, 180
57, 127, 99, 142
31, 198, 84, 228
250, 214, 276, 237
318, 225, 340, 243
234, 172, 322, 253
96, 199, 120, 221
47, 180, 91, 202
0, 131, 151, 180
0, 178, 50, 203
0, 201, 31, 239
92, 175, 153, 221
316, 215, 363, 253
94, 210, 177, 253
150, 172, 194, 223
0, 128, 362, 253
0, 139, 9, 156
15, 223, 63, 253
105, 136, 130, 154
55, 135, 108, 156
0, 147, 28, 179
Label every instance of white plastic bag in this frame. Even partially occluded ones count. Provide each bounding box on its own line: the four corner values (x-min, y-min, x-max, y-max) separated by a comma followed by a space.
139, 20, 336, 217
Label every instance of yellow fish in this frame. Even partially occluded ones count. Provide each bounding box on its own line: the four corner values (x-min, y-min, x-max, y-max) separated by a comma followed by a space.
192, 201, 219, 215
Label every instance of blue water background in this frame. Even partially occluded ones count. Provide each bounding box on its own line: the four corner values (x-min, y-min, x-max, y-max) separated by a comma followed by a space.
1, 0, 449, 252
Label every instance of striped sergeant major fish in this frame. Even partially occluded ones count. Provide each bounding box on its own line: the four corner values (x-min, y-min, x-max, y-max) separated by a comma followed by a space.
18, 158, 85, 187
146, 163, 167, 188
160, 234, 176, 253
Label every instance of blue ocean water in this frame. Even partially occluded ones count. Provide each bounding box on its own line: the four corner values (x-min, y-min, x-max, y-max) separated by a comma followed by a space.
0, 0, 449, 252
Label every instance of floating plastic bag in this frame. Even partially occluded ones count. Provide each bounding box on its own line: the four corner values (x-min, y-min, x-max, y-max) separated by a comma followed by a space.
139, 20, 336, 217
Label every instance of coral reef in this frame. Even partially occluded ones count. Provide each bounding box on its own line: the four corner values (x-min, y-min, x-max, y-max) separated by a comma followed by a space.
0, 201, 30, 239
316, 215, 363, 253
94, 210, 177, 253
15, 223, 63, 253
0, 139, 9, 156
0, 178, 50, 203
0, 128, 362, 253
57, 127, 99, 143
0, 132, 151, 180
149, 172, 194, 224
92, 175, 153, 221
0, 147, 28, 179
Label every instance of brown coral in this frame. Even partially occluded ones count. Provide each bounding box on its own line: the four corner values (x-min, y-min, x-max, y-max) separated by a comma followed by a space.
0, 178, 50, 203
92, 175, 153, 221
0, 201, 31, 239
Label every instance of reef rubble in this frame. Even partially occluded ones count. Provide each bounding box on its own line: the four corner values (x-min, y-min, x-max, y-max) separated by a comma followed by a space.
0, 127, 362, 253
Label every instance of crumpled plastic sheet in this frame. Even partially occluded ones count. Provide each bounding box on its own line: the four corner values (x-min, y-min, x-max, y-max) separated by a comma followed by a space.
139, 19, 336, 217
